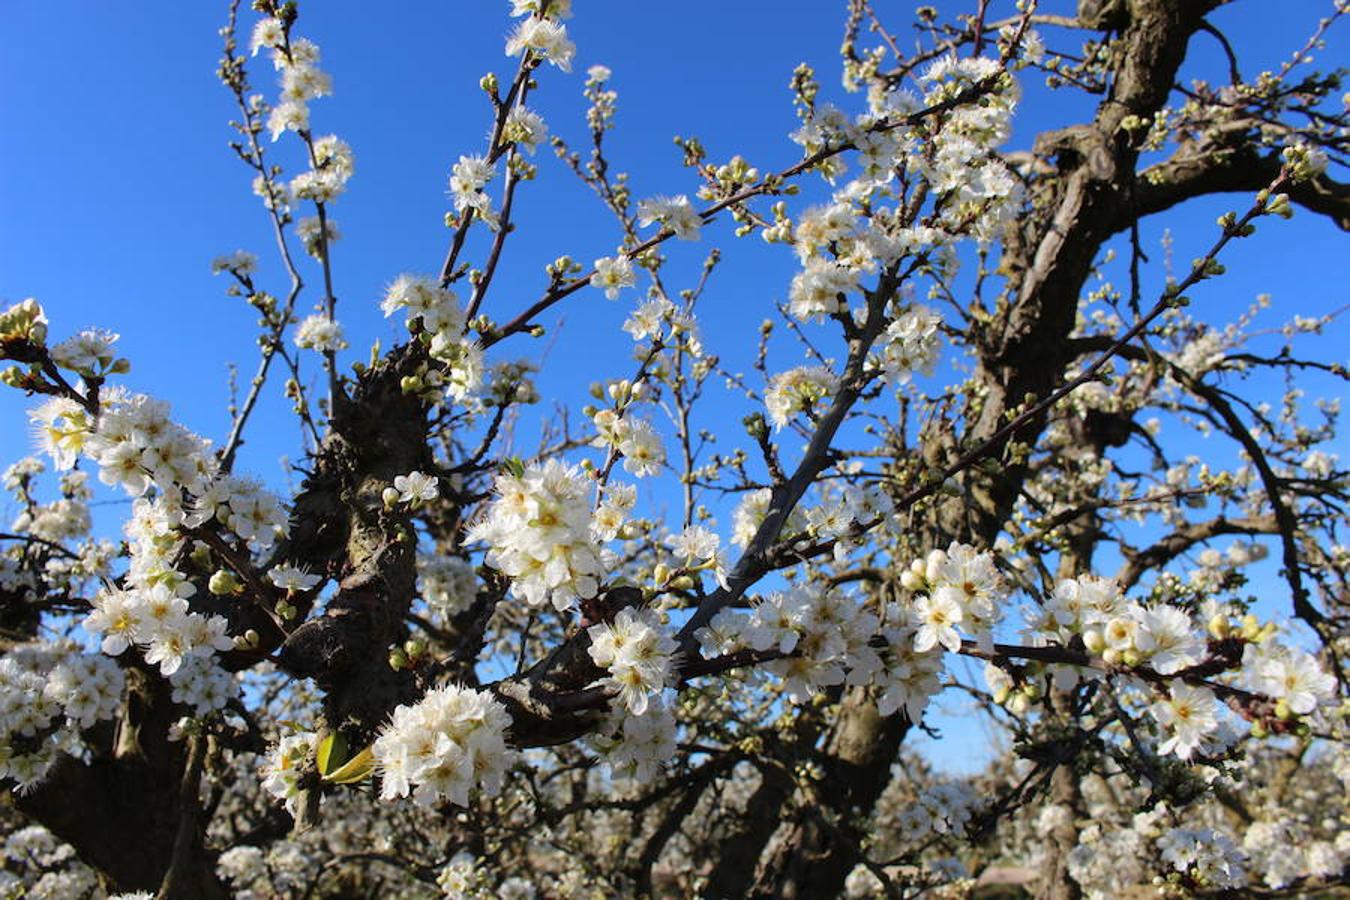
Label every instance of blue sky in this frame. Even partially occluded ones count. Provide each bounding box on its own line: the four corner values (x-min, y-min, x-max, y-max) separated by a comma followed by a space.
2, 2, 1346, 772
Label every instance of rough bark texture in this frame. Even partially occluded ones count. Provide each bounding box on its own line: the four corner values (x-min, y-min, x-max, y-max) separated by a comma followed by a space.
16, 672, 229, 899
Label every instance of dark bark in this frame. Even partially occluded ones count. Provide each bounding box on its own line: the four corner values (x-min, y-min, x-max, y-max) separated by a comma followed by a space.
15, 671, 229, 899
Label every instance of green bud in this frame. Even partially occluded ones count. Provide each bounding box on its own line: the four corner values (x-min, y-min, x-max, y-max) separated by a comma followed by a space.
209, 569, 243, 596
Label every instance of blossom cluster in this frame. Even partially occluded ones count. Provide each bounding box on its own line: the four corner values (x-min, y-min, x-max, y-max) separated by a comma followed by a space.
1023, 572, 1336, 760
417, 554, 479, 621
730, 487, 807, 548
505, 1, 575, 72
84, 584, 234, 679
260, 731, 318, 818
764, 365, 840, 430
381, 274, 483, 402
1157, 826, 1248, 890
465, 459, 605, 611
371, 684, 513, 806
592, 701, 678, 783
587, 606, 679, 715
900, 542, 1008, 653
875, 305, 942, 385
0, 645, 125, 792
293, 313, 346, 353
592, 408, 666, 478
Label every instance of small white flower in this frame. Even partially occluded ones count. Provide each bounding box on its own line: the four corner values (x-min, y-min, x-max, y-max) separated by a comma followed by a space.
591, 255, 636, 299
394, 471, 440, 506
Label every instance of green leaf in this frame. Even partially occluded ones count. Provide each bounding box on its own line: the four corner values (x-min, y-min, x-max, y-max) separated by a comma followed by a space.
323, 746, 375, 784
316, 732, 349, 777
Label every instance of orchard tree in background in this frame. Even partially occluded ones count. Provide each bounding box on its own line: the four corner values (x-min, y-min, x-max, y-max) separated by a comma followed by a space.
1, 0, 1347, 897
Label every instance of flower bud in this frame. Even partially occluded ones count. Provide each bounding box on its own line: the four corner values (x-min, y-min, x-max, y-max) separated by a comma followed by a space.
1207, 613, 1230, 640
1082, 628, 1105, 655
1240, 614, 1261, 641
209, 569, 243, 596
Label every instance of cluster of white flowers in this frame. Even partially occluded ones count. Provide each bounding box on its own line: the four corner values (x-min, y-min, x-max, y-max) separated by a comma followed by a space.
622, 296, 699, 349
210, 250, 258, 276
788, 258, 857, 321
592, 701, 678, 783
587, 607, 678, 715
216, 845, 268, 894
251, 17, 327, 140
1242, 819, 1343, 889
802, 480, 896, 554
33, 389, 212, 497
84, 584, 234, 678
381, 274, 483, 402
1032, 576, 1206, 674
169, 657, 238, 716
900, 542, 1008, 653
10, 488, 90, 545
0, 832, 102, 900
0, 645, 125, 792
49, 328, 123, 378
697, 585, 882, 704
1067, 825, 1147, 899
372, 684, 513, 806
780, 52, 1019, 274
505, 6, 575, 72
417, 554, 478, 620
188, 474, 292, 554
869, 623, 946, 720
11, 316, 291, 726
466, 459, 605, 611
503, 105, 549, 155
915, 57, 1021, 242
666, 525, 730, 589
1157, 826, 1247, 890
636, 195, 702, 241
592, 409, 666, 477
875, 305, 941, 384
791, 202, 858, 264
896, 782, 979, 841
1240, 640, 1336, 718
1022, 571, 1336, 759
293, 313, 346, 352
260, 731, 317, 818
764, 365, 840, 429
436, 852, 495, 899
590, 255, 636, 299
730, 486, 807, 548
290, 135, 354, 204
591, 481, 636, 542
450, 154, 499, 228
